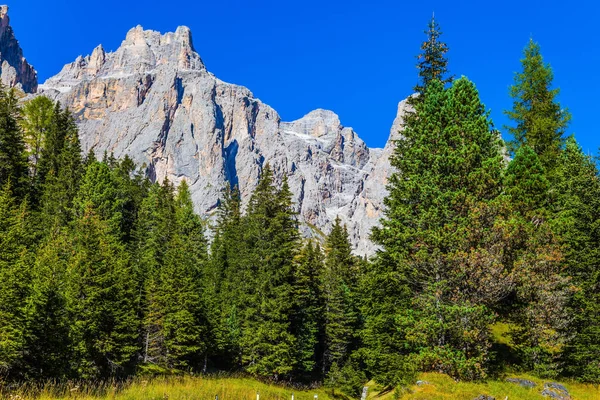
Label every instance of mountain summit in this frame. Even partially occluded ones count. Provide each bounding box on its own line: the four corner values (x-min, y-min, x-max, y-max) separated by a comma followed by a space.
0, 5, 37, 93
38, 25, 408, 254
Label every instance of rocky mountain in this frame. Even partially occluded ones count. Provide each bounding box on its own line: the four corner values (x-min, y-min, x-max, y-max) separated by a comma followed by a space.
0, 6, 37, 93
38, 25, 408, 255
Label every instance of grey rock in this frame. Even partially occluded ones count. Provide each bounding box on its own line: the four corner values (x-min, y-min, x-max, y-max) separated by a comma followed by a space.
39, 25, 409, 254
505, 378, 536, 388
541, 382, 570, 399
0, 6, 37, 93
415, 380, 430, 386
472, 395, 495, 400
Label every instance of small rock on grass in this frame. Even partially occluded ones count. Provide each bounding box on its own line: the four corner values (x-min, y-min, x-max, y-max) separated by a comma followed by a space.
505, 378, 536, 388
541, 382, 570, 399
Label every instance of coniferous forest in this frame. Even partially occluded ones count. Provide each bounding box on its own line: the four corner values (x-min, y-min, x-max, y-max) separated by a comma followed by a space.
0, 18, 599, 397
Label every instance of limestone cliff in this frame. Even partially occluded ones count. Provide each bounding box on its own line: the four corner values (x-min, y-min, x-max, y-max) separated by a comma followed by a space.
0, 6, 37, 93
39, 25, 409, 254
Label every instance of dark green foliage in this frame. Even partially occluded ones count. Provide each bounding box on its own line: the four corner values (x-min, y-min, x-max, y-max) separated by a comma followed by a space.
292, 241, 325, 380
414, 16, 452, 95
0, 183, 32, 375
370, 78, 508, 381
552, 137, 600, 382
503, 145, 570, 378
20, 96, 54, 198
23, 230, 72, 379
0, 88, 28, 199
323, 217, 360, 375
505, 39, 571, 173
207, 186, 244, 368
239, 169, 299, 379
66, 204, 139, 378
38, 104, 82, 230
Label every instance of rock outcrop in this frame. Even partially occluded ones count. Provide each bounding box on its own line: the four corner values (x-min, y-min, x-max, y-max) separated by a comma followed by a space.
0, 6, 37, 93
39, 25, 408, 254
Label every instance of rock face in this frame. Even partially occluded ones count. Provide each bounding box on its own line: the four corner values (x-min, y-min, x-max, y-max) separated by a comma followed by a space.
0, 6, 37, 93
39, 25, 408, 254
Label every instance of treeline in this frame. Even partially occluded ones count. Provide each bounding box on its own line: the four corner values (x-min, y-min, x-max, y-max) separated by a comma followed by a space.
0, 16, 598, 397
0, 92, 365, 389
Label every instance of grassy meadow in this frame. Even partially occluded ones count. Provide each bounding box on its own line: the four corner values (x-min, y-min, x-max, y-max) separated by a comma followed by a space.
3, 373, 598, 400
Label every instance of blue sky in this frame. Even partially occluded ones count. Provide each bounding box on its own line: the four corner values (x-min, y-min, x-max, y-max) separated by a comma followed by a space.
11, 0, 599, 152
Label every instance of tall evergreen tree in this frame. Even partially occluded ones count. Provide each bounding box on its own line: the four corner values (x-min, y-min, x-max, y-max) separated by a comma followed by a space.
505, 39, 570, 174
0, 88, 28, 199
552, 137, 600, 382
23, 230, 72, 379
38, 106, 82, 230
370, 78, 509, 380
414, 15, 452, 96
134, 181, 177, 366
292, 241, 325, 380
503, 145, 570, 377
322, 217, 360, 376
0, 182, 32, 376
207, 185, 247, 370
151, 180, 209, 369
66, 204, 139, 378
240, 169, 299, 380
20, 96, 54, 197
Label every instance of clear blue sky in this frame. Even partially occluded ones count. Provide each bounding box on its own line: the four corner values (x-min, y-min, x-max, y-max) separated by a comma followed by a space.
10, 0, 599, 153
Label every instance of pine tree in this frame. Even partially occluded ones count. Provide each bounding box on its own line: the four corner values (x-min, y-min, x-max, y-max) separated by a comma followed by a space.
38, 106, 82, 230
322, 217, 360, 376
23, 230, 72, 379
135, 181, 177, 366
503, 145, 570, 377
20, 96, 54, 198
208, 185, 245, 369
0, 182, 32, 376
552, 137, 600, 382
154, 180, 209, 369
292, 241, 325, 380
414, 15, 452, 96
240, 168, 299, 379
370, 78, 509, 380
66, 204, 139, 378
0, 87, 28, 199
505, 39, 571, 174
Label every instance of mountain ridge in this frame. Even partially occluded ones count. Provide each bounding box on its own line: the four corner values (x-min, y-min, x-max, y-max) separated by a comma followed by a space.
5, 17, 408, 254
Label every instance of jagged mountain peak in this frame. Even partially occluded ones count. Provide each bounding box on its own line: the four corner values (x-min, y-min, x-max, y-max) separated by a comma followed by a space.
36, 22, 409, 255
0, 4, 37, 93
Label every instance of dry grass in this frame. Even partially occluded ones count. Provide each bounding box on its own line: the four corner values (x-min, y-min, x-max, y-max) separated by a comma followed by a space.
4, 373, 599, 400
3, 376, 344, 400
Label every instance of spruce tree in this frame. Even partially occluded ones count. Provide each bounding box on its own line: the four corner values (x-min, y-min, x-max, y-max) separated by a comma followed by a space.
0, 182, 32, 375
154, 180, 209, 369
503, 145, 570, 377
208, 185, 245, 369
292, 241, 325, 380
240, 168, 299, 380
370, 78, 509, 380
322, 217, 360, 377
38, 106, 82, 230
552, 137, 600, 381
505, 39, 570, 174
0, 87, 28, 200
414, 15, 452, 96
23, 230, 72, 379
135, 181, 177, 366
66, 204, 139, 378
20, 96, 54, 198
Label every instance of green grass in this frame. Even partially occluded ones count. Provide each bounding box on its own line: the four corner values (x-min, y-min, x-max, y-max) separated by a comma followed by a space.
4, 373, 599, 400
5, 376, 347, 400
366, 373, 600, 400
